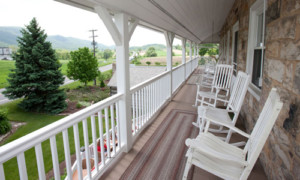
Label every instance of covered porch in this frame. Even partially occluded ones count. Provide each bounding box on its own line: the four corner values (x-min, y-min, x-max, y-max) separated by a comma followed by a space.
100, 68, 267, 180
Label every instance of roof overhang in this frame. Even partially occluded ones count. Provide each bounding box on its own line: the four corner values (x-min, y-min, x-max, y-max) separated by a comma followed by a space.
55, 0, 235, 44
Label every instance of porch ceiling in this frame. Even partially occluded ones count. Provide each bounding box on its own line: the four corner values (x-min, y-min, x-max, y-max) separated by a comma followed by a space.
55, 0, 235, 44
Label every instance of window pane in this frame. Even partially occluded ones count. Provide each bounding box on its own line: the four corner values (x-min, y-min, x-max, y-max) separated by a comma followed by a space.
256, 13, 263, 47
252, 49, 264, 88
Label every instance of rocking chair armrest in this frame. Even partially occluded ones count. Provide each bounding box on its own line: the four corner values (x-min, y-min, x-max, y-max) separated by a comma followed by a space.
205, 106, 236, 114
185, 138, 248, 166
205, 117, 250, 138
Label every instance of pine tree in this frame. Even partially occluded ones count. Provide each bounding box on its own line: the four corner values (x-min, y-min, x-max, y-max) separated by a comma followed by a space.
4, 18, 67, 114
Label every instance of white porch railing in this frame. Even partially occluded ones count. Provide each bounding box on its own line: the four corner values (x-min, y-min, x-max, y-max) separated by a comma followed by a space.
172, 64, 185, 93
0, 58, 199, 180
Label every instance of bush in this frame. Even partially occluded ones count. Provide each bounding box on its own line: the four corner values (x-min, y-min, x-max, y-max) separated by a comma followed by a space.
146, 61, 151, 66
155, 62, 161, 66
145, 47, 157, 57
76, 103, 82, 109
0, 109, 11, 134
199, 58, 206, 65
135, 61, 141, 65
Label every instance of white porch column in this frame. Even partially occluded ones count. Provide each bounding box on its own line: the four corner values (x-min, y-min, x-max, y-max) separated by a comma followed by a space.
189, 41, 192, 61
196, 44, 199, 57
193, 43, 196, 59
182, 38, 186, 80
95, 6, 138, 152
164, 31, 175, 98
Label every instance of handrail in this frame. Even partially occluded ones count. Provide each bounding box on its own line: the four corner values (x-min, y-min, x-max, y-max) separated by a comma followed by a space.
130, 70, 170, 93
172, 63, 185, 71
0, 93, 123, 163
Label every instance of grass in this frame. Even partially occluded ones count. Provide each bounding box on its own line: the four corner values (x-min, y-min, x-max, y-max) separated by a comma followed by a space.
0, 61, 15, 89
0, 68, 113, 179
1, 101, 113, 180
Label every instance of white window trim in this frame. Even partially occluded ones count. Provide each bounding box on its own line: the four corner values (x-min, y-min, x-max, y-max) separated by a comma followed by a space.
232, 21, 239, 75
226, 30, 230, 64
246, 0, 265, 101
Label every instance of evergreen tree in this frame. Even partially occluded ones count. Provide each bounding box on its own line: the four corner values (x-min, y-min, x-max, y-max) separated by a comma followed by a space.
4, 18, 66, 114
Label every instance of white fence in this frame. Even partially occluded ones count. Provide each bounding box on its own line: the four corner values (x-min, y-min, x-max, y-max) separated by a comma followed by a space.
0, 57, 199, 180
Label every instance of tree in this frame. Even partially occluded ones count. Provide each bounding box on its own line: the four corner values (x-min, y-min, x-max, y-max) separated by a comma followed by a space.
67, 47, 99, 86
199, 48, 208, 56
145, 47, 157, 57
102, 49, 113, 60
4, 18, 66, 114
146, 61, 151, 66
98, 71, 105, 88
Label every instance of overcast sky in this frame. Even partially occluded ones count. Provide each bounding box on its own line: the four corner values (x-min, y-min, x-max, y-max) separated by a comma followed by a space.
0, 0, 181, 46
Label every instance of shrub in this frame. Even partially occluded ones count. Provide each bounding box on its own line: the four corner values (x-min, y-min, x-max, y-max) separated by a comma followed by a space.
146, 61, 151, 66
155, 62, 161, 66
135, 61, 141, 65
0, 109, 11, 134
199, 58, 206, 65
76, 103, 82, 109
145, 47, 157, 57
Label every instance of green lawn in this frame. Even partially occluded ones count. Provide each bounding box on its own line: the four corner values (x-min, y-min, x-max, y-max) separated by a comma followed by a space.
0, 61, 15, 89
1, 99, 113, 180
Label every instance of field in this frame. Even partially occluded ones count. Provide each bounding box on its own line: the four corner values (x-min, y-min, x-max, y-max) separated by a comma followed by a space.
0, 61, 15, 89
140, 55, 192, 66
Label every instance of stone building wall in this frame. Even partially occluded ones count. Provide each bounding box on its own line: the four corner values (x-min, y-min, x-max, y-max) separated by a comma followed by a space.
219, 0, 300, 179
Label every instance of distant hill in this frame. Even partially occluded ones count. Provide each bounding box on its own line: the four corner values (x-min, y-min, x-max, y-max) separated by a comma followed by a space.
0, 26, 114, 50
130, 44, 166, 51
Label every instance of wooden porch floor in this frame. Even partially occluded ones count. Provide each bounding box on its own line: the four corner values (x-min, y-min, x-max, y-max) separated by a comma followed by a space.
100, 68, 267, 180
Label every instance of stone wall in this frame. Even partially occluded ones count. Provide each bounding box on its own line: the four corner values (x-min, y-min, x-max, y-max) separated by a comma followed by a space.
219, 0, 300, 179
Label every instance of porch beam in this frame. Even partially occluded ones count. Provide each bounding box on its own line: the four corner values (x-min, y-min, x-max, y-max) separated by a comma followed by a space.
164, 31, 175, 97
182, 38, 186, 80
95, 6, 122, 45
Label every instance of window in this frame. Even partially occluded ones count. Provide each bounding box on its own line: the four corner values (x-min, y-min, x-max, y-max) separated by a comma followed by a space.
226, 30, 230, 64
232, 22, 239, 76
246, 0, 265, 100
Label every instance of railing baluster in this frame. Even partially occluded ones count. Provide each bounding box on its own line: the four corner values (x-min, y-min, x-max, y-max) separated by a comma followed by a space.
132, 93, 136, 134
104, 107, 111, 158
97, 111, 105, 166
110, 105, 116, 155
141, 88, 144, 124
138, 90, 141, 127
17, 153, 28, 180
73, 123, 83, 180
91, 114, 99, 172
147, 85, 150, 120
0, 163, 5, 180
62, 130, 72, 180
135, 92, 138, 131
82, 119, 92, 179
50, 136, 60, 180
115, 103, 121, 150
35, 143, 46, 180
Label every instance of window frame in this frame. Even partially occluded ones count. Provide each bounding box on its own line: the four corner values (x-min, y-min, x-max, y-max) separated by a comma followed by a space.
231, 21, 239, 76
226, 30, 230, 64
246, 0, 265, 100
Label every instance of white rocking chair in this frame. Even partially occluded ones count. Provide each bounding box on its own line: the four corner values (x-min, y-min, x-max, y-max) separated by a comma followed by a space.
195, 71, 250, 146
194, 64, 233, 107
183, 88, 283, 180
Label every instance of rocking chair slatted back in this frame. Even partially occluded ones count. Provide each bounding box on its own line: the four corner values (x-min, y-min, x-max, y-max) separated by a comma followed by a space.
241, 88, 283, 179
212, 64, 233, 91
226, 71, 250, 121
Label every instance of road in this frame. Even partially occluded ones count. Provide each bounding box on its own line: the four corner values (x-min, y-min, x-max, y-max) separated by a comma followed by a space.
0, 64, 113, 105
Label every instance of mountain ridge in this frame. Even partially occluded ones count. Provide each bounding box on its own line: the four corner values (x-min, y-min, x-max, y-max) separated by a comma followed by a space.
0, 26, 114, 50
